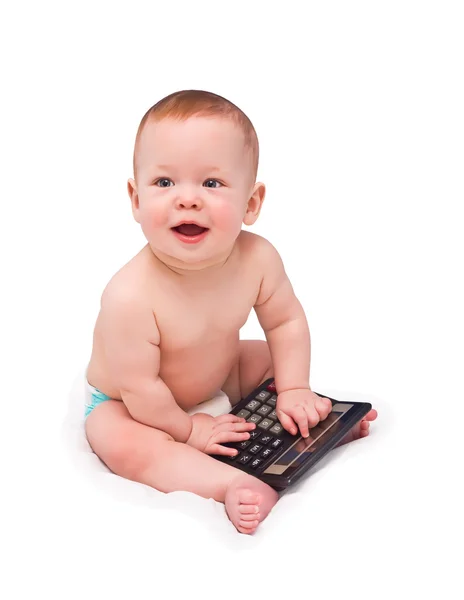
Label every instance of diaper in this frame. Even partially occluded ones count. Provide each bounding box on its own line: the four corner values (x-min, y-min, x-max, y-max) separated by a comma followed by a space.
84, 381, 113, 419
84, 380, 232, 419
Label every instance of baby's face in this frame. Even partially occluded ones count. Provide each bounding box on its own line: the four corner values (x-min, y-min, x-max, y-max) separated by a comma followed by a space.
129, 116, 262, 272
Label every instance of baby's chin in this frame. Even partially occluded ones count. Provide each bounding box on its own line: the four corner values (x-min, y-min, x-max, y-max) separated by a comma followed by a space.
148, 242, 234, 274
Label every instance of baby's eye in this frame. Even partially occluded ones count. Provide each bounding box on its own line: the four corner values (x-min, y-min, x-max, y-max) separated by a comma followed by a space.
156, 178, 174, 188
203, 179, 222, 188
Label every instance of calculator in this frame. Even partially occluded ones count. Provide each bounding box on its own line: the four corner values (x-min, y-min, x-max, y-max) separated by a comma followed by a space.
212, 377, 372, 491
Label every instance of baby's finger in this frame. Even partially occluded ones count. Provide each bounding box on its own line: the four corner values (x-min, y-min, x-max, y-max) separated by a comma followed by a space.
214, 427, 254, 442
208, 443, 240, 457
215, 414, 246, 424
277, 410, 298, 436
214, 420, 256, 434
290, 405, 311, 438
304, 403, 321, 428
315, 396, 332, 419
212, 430, 255, 445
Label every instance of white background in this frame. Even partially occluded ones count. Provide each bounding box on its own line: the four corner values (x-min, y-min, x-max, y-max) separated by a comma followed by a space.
1, 1, 463, 598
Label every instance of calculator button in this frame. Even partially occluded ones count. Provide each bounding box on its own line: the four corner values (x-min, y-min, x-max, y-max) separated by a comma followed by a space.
250, 458, 263, 470
260, 447, 274, 459
249, 429, 261, 440
248, 414, 262, 424
270, 438, 283, 449
266, 395, 277, 407
269, 423, 284, 435
266, 381, 276, 392
249, 443, 263, 455
259, 434, 273, 445
256, 391, 271, 401
236, 409, 251, 419
258, 418, 273, 430
238, 453, 252, 464
238, 440, 251, 450
245, 400, 261, 411
228, 451, 240, 461
257, 405, 272, 417
268, 409, 277, 420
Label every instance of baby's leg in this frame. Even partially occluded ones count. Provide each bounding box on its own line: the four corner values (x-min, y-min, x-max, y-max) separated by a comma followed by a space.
221, 340, 274, 405
220, 340, 278, 531
85, 401, 278, 534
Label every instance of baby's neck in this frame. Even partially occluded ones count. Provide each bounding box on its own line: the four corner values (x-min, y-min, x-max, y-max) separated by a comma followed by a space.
146, 243, 237, 279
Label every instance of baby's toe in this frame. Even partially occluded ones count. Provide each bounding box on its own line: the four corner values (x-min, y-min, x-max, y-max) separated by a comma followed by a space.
236, 488, 261, 506
360, 421, 370, 436
239, 504, 260, 515
239, 512, 260, 522
239, 519, 259, 531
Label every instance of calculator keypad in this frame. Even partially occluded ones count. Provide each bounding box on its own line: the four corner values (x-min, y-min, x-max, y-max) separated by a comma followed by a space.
238, 440, 251, 450
249, 443, 263, 454
248, 414, 262, 424
257, 418, 274, 430
257, 405, 272, 417
261, 447, 274, 459
220, 382, 292, 473
269, 423, 284, 435
259, 434, 273, 445
245, 400, 261, 411
237, 409, 251, 419
238, 453, 253, 464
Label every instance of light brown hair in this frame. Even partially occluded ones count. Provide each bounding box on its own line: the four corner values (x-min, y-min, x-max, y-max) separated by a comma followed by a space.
132, 90, 259, 182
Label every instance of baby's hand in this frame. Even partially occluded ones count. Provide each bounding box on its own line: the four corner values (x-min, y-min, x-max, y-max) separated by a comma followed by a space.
186, 413, 256, 456
276, 388, 333, 438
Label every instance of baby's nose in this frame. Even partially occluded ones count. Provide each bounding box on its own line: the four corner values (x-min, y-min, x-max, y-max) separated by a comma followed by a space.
178, 198, 200, 208
176, 191, 203, 208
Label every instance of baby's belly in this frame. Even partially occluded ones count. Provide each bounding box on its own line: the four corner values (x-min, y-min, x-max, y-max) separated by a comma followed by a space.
159, 337, 240, 411
88, 329, 240, 410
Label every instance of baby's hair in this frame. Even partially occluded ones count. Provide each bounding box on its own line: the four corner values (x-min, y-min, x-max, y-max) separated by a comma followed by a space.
132, 89, 259, 182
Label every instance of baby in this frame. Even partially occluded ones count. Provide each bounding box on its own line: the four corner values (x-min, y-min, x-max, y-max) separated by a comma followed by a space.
85, 90, 377, 534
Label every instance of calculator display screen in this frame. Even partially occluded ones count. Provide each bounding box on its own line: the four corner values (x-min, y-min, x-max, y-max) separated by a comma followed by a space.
263, 403, 354, 476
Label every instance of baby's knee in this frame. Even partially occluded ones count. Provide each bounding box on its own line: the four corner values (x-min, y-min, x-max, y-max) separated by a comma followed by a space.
91, 423, 173, 481
105, 441, 142, 480
106, 435, 164, 480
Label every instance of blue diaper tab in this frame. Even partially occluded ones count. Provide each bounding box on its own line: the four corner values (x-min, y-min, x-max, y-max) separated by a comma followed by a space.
85, 382, 112, 418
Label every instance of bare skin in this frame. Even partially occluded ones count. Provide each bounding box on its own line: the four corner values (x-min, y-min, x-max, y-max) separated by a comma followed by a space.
85, 115, 378, 534
86, 234, 283, 534
85, 235, 377, 534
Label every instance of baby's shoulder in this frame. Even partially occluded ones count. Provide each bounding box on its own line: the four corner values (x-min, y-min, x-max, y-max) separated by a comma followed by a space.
99, 252, 154, 314
98, 269, 159, 342
238, 230, 281, 264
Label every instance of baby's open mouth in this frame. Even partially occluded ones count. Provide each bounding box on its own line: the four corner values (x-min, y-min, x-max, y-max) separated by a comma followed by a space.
172, 224, 209, 236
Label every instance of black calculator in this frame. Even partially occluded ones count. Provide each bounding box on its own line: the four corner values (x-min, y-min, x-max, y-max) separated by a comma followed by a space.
213, 377, 372, 491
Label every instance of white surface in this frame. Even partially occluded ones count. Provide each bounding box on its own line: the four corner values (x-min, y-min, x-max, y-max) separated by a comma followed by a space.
63, 369, 235, 533
63, 368, 387, 538
2, 1, 463, 598
59, 368, 460, 598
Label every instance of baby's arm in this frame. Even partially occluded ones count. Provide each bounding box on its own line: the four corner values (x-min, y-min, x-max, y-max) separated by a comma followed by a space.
99, 288, 193, 443
253, 237, 332, 436
253, 237, 311, 394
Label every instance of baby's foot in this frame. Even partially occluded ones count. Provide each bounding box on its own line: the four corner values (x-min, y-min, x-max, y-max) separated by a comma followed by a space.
338, 408, 378, 446
225, 474, 279, 535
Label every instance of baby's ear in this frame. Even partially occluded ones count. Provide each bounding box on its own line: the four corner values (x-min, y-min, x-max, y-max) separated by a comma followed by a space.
127, 178, 140, 223
243, 182, 266, 226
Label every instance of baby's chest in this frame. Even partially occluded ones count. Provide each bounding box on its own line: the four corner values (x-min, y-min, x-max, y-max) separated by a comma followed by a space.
155, 282, 259, 351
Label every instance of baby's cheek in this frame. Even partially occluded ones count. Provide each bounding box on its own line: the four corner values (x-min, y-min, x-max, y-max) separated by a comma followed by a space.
141, 203, 169, 228
150, 211, 168, 228
214, 202, 242, 233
